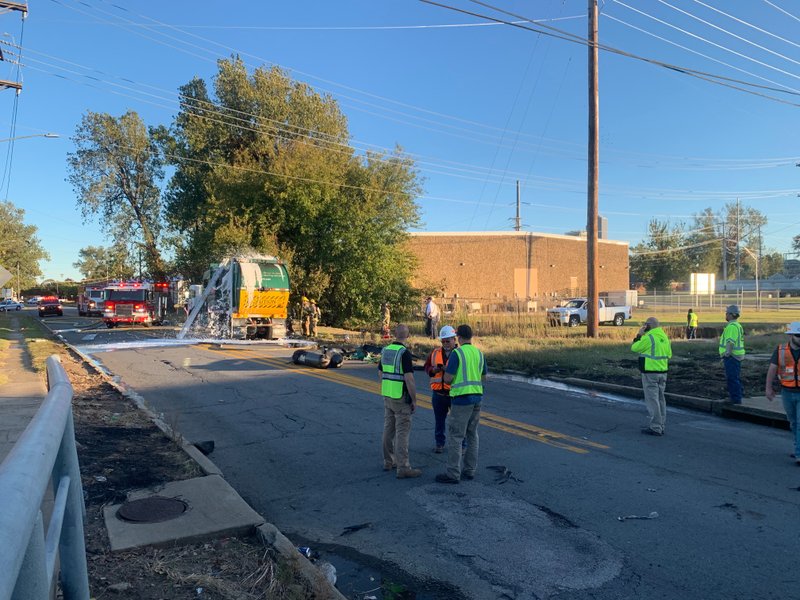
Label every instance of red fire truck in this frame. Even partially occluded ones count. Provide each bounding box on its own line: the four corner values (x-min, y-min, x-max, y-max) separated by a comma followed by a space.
77, 283, 108, 317
102, 281, 172, 328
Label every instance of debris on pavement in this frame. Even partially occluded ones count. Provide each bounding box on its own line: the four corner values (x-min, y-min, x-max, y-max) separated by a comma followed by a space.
292, 348, 344, 369
486, 464, 523, 484
340, 522, 372, 536
617, 511, 659, 521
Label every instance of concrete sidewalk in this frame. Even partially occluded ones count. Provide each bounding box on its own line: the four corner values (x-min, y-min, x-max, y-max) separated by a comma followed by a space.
0, 316, 47, 464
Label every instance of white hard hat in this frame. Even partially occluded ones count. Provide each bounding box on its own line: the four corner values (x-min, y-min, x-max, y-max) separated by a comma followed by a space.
439, 325, 457, 339
786, 322, 800, 335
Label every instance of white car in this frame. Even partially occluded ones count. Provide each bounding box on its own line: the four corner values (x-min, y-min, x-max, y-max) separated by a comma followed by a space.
0, 299, 23, 311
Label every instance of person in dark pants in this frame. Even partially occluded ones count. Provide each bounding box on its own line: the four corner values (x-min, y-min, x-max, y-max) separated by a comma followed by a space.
765, 321, 800, 465
720, 305, 745, 404
424, 325, 458, 453
686, 309, 698, 339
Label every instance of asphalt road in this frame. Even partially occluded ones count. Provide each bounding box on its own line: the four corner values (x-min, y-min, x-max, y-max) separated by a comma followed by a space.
50, 314, 800, 599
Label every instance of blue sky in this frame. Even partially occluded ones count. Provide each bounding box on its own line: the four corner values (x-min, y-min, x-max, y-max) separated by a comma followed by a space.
2, 0, 798, 281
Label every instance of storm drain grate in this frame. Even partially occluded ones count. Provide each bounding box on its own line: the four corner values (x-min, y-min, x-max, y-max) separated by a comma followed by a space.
116, 496, 188, 523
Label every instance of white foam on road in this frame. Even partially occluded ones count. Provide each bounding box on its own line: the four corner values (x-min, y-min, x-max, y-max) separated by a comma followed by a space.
75, 337, 317, 355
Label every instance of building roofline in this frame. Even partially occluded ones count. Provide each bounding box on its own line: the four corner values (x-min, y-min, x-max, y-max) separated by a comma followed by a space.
408, 231, 629, 247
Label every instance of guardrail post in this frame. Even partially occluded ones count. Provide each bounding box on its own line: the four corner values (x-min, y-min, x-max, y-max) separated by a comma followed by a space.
11, 513, 49, 599
52, 411, 89, 599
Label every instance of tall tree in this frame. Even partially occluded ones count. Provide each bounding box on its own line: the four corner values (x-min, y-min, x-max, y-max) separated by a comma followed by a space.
0, 201, 49, 294
164, 57, 421, 324
73, 244, 135, 280
67, 111, 169, 279
684, 208, 722, 275
629, 219, 690, 290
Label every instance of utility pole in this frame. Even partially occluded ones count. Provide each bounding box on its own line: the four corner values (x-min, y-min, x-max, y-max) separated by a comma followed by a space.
586, 0, 600, 338
721, 221, 727, 284
0, 1, 26, 93
735, 198, 741, 280
514, 180, 521, 232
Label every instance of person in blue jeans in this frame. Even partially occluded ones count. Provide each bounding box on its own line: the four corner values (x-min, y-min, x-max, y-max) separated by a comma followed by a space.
719, 305, 745, 404
766, 321, 800, 465
424, 325, 458, 453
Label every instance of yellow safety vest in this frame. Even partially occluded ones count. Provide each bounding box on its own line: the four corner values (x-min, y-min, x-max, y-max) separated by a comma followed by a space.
450, 344, 485, 397
689, 313, 698, 328
380, 343, 407, 399
631, 326, 672, 372
719, 321, 745, 357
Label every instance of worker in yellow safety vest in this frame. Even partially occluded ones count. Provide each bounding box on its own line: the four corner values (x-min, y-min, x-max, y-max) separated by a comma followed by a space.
378, 324, 421, 479
766, 321, 800, 465
435, 324, 487, 484
686, 309, 698, 339
720, 304, 745, 404
631, 316, 672, 436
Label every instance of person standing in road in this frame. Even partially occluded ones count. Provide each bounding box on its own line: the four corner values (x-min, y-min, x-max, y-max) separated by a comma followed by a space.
301, 297, 311, 336
310, 300, 321, 336
381, 302, 391, 339
631, 316, 672, 436
436, 324, 486, 484
720, 305, 745, 404
424, 325, 458, 454
687, 309, 698, 339
765, 322, 800, 465
425, 296, 440, 340
379, 324, 422, 479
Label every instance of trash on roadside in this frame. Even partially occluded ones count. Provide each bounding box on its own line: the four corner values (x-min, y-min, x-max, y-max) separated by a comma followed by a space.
297, 546, 312, 558
647, 488, 657, 492
318, 561, 337, 585
617, 511, 659, 522
94, 475, 107, 482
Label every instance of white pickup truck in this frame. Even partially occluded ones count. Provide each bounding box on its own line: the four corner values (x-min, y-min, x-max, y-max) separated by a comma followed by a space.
547, 298, 632, 327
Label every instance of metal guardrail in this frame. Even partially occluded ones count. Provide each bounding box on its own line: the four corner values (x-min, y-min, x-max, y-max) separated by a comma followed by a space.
0, 356, 89, 600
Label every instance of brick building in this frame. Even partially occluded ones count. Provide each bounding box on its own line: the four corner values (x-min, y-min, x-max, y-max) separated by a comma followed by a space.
406, 231, 629, 310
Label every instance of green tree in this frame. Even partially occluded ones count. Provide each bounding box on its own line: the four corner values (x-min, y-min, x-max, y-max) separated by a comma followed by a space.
630, 219, 690, 290
67, 111, 169, 279
164, 58, 422, 324
0, 201, 49, 295
684, 208, 722, 275
73, 244, 135, 280
759, 251, 784, 278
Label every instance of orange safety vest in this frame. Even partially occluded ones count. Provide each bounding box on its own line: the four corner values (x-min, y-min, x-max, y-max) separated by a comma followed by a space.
778, 344, 800, 388
429, 347, 451, 392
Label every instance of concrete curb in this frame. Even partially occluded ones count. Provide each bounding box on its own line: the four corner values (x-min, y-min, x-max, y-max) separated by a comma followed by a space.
41, 322, 346, 598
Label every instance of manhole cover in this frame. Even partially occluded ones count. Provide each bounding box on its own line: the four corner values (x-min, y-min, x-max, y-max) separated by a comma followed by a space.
116, 496, 188, 523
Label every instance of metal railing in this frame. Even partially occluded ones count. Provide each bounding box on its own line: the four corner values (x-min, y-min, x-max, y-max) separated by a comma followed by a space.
0, 356, 89, 600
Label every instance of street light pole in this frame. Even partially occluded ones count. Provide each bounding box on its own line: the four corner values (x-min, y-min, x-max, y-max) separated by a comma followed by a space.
742, 246, 760, 311
0, 133, 59, 143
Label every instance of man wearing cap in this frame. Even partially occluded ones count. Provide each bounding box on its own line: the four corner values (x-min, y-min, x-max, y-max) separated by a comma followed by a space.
378, 324, 422, 479
436, 324, 487, 484
631, 316, 672, 436
720, 305, 746, 404
765, 322, 800, 465
424, 325, 458, 453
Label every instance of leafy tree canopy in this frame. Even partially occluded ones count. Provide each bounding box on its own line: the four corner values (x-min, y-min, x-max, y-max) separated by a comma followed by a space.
73, 244, 135, 281
163, 57, 422, 324
0, 201, 49, 294
67, 110, 169, 279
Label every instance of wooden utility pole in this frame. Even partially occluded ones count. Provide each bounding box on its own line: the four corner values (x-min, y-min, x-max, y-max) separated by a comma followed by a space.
586, 0, 599, 338
514, 180, 521, 231
0, 1, 25, 93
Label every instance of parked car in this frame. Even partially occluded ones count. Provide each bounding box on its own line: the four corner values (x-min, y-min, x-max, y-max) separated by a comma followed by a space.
547, 297, 632, 327
38, 297, 63, 317
26, 297, 41, 305
0, 299, 23, 311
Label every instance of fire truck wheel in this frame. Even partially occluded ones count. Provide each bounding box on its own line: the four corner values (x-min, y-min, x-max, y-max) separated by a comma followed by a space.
106, 322, 115, 329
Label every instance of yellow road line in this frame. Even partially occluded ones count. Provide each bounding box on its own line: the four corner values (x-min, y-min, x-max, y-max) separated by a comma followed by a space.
203, 345, 607, 454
